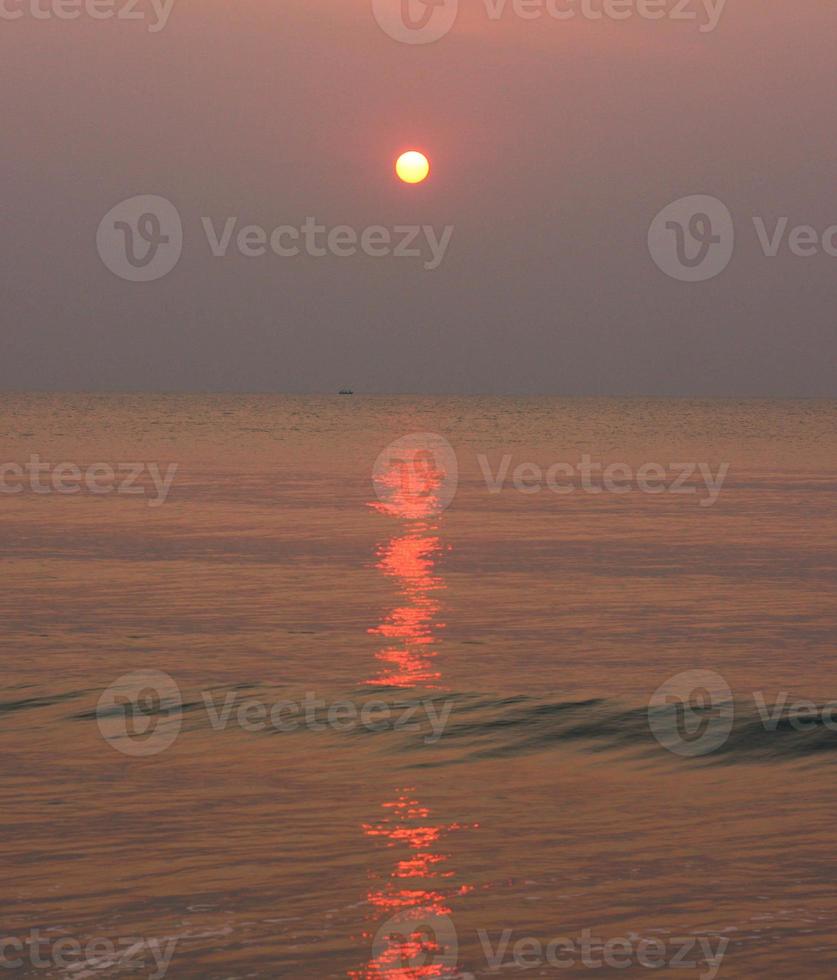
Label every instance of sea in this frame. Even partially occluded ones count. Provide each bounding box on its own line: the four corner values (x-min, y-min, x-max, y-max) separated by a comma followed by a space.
2, 394, 836, 978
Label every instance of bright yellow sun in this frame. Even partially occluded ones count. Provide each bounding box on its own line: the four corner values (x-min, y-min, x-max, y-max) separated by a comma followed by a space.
395, 151, 430, 184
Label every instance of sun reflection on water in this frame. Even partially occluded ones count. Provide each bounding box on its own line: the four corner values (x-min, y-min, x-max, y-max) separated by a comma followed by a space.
351, 790, 476, 979
366, 442, 451, 689
366, 527, 447, 689
352, 442, 476, 978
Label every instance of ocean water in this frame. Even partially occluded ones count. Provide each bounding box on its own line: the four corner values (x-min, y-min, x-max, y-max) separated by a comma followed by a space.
2, 394, 836, 978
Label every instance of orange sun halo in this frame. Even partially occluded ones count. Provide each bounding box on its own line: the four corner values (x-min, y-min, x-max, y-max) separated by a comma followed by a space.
395, 151, 430, 184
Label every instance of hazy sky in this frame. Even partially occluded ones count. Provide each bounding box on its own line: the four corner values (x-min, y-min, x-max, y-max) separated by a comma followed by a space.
2, 0, 835, 395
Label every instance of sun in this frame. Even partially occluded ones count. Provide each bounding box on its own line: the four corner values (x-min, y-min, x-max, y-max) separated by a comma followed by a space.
395, 151, 430, 184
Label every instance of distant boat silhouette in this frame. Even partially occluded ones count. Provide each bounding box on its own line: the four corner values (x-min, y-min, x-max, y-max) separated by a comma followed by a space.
338, 389, 354, 395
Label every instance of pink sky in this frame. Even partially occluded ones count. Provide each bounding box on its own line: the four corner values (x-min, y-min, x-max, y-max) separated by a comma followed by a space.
1, 0, 835, 393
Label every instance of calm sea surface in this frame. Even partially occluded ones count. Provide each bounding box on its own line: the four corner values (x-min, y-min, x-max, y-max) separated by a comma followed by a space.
2, 394, 836, 978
